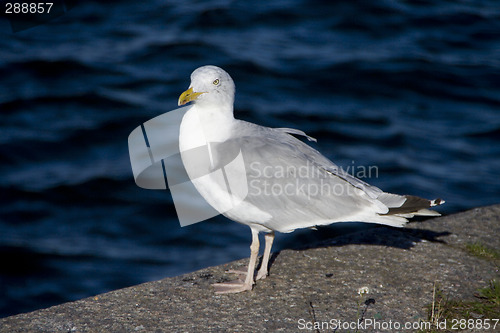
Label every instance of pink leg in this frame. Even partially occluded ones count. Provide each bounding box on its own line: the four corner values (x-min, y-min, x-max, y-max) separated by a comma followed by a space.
256, 231, 274, 280
212, 227, 260, 294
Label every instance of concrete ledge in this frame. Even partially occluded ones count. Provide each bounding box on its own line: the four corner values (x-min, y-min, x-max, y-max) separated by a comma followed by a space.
1, 205, 499, 332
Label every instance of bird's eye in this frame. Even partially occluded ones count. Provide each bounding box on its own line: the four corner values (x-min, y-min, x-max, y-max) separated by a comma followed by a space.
213, 79, 220, 85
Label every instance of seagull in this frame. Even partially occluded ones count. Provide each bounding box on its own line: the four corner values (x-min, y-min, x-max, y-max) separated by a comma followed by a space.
177, 65, 444, 294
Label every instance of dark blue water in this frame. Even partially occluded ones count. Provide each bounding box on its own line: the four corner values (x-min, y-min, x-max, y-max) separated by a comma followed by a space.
1, 0, 499, 318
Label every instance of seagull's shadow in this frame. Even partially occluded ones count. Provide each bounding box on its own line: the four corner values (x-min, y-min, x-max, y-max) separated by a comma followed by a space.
261, 220, 451, 273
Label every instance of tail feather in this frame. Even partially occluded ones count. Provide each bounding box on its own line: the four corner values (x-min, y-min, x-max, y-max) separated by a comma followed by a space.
381, 195, 445, 218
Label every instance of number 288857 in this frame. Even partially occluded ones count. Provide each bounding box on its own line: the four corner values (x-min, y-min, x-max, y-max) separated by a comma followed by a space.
5, 3, 54, 14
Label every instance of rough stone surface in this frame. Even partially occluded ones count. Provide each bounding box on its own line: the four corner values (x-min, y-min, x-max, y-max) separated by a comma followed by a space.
1, 205, 499, 332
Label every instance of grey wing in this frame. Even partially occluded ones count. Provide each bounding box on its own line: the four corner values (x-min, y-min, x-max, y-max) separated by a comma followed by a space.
275, 127, 385, 199
214, 124, 401, 232
275, 127, 407, 209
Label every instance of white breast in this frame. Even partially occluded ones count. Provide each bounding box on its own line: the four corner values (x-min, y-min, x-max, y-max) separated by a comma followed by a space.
178, 105, 239, 212
178, 105, 272, 229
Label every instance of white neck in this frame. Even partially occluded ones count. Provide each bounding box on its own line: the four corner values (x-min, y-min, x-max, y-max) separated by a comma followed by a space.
179, 103, 235, 152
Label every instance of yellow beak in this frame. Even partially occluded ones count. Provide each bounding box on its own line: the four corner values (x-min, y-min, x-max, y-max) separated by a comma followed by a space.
178, 87, 206, 106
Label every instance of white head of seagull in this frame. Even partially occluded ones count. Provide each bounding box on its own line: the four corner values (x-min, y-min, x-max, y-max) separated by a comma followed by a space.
178, 65, 235, 111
